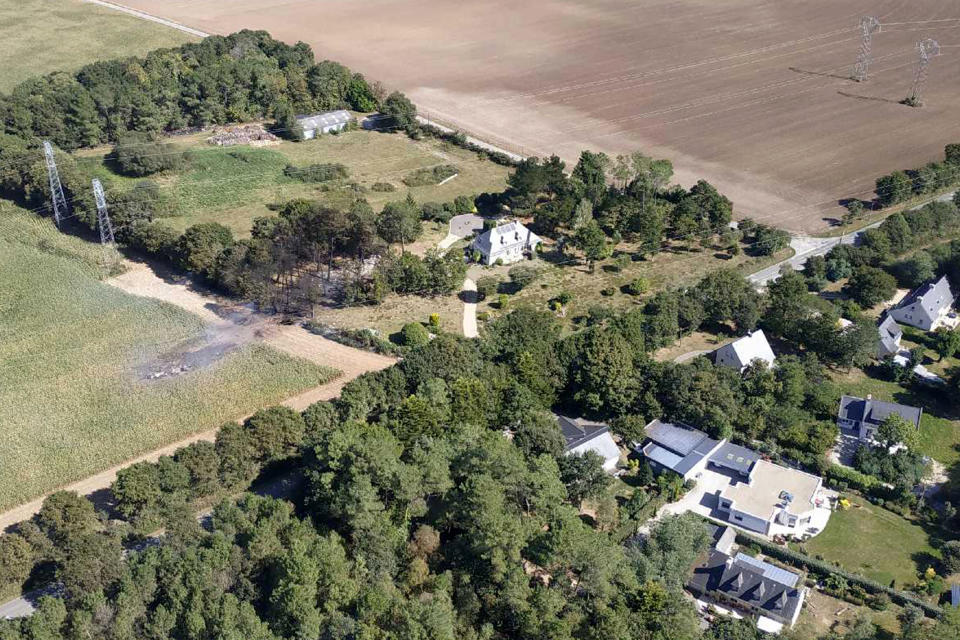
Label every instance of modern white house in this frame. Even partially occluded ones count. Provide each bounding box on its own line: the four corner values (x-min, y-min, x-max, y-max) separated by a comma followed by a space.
889, 275, 956, 331
557, 415, 620, 472
876, 313, 903, 358
472, 221, 541, 265
715, 330, 776, 372
716, 460, 824, 536
295, 110, 353, 139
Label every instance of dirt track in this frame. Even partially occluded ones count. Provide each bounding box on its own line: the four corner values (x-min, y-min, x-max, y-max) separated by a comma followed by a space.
111, 0, 960, 232
0, 262, 394, 532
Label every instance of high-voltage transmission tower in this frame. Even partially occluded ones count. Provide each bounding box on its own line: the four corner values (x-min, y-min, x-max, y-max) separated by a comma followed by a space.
91, 179, 116, 247
905, 38, 941, 106
42, 141, 70, 227
853, 16, 881, 82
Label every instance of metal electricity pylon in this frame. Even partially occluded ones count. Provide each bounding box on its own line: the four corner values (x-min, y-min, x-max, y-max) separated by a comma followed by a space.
853, 16, 881, 82
42, 141, 70, 227
905, 38, 941, 106
91, 179, 116, 247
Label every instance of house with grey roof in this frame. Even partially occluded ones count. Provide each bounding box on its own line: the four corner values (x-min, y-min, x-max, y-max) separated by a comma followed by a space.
636, 419, 725, 480
295, 110, 353, 139
877, 313, 903, 358
687, 547, 806, 629
472, 221, 541, 265
714, 330, 776, 372
837, 394, 922, 443
889, 275, 956, 332
557, 415, 620, 472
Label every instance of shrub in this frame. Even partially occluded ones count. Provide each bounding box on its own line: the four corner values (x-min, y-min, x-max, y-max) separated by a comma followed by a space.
428, 313, 440, 331
497, 293, 509, 309
625, 276, 649, 296
508, 264, 541, 290
600, 287, 616, 296
283, 163, 348, 183
402, 164, 458, 187
476, 276, 499, 300
400, 322, 430, 347
371, 182, 396, 192
453, 195, 475, 213
114, 132, 186, 176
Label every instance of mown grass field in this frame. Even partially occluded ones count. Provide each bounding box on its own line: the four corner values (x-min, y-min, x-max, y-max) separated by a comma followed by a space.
802, 495, 940, 588
0, 0, 194, 92
0, 204, 335, 511
79, 129, 511, 236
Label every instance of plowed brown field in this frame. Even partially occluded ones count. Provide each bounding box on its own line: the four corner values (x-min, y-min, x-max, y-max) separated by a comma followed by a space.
114, 0, 960, 231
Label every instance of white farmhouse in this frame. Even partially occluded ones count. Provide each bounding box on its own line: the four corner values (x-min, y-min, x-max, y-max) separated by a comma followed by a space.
888, 275, 956, 331
472, 221, 541, 265
714, 329, 775, 372
295, 110, 353, 139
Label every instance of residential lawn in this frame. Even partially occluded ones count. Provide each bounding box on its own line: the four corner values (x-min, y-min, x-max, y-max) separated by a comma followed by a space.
0, 0, 194, 92
314, 290, 465, 338
790, 588, 901, 640
78, 128, 511, 237
474, 241, 793, 330
830, 367, 960, 465
0, 204, 336, 511
801, 495, 940, 587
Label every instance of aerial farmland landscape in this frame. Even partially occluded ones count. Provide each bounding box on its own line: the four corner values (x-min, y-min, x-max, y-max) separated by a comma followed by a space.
3, 1, 960, 638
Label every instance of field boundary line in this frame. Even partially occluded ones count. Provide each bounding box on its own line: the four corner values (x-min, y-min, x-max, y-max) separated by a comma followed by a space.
81, 0, 211, 38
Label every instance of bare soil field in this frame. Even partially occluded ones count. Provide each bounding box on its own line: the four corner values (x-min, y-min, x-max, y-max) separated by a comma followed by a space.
114, 0, 960, 232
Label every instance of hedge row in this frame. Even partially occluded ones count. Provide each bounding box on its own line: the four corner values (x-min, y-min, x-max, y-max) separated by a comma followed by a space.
417, 123, 521, 168
732, 529, 942, 618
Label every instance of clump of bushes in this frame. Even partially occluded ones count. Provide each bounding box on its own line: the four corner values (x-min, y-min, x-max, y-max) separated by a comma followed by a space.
114, 132, 187, 176
283, 163, 348, 183
371, 182, 396, 192
400, 322, 430, 347
402, 164, 458, 187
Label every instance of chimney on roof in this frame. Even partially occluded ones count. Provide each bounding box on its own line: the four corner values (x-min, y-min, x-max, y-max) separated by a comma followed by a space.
867, 394, 872, 400
756, 581, 766, 598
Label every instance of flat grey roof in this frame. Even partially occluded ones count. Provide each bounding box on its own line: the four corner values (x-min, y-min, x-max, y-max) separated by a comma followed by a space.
642, 419, 720, 476
709, 441, 758, 476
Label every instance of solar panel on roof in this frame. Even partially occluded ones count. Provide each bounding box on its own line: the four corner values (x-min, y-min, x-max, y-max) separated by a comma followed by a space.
734, 553, 799, 587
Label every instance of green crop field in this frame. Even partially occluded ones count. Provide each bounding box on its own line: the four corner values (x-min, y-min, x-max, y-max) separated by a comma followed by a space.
0, 204, 335, 511
79, 129, 511, 236
0, 0, 195, 92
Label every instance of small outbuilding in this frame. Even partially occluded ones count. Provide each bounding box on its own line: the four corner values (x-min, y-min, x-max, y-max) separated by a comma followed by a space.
296, 110, 353, 139
876, 313, 903, 358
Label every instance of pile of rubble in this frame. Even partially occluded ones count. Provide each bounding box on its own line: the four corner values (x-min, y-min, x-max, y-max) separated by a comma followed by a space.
207, 124, 280, 147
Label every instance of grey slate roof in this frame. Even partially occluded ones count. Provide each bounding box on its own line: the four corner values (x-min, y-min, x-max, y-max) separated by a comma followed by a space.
473, 221, 540, 256
709, 441, 759, 476
894, 275, 954, 320
557, 415, 611, 451
877, 313, 903, 356
687, 550, 804, 623
640, 419, 720, 476
837, 395, 922, 430
295, 110, 352, 130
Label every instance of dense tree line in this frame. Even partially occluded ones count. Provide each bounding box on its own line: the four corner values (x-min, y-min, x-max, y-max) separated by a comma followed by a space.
506, 151, 744, 258
872, 144, 960, 208
0, 31, 381, 151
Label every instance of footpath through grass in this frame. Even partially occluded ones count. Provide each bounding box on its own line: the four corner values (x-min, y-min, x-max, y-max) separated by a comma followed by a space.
802, 495, 940, 588
0, 205, 334, 511
0, 0, 194, 92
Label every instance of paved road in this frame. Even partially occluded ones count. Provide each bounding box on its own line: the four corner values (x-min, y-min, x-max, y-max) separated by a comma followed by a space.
747, 191, 956, 287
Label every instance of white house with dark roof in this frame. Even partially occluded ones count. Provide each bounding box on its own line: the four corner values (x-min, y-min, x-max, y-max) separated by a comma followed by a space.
889, 275, 956, 332
876, 313, 903, 358
715, 329, 775, 372
295, 110, 353, 139
472, 221, 541, 265
837, 395, 922, 443
556, 415, 620, 472
636, 419, 726, 480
